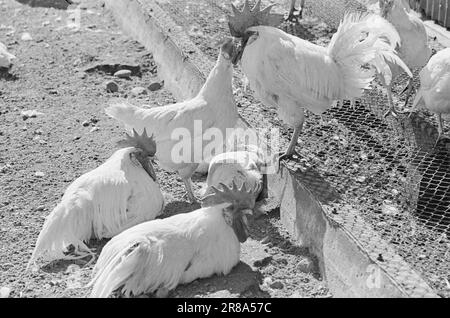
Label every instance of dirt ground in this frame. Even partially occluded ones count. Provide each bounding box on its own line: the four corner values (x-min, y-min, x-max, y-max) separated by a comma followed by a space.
0, 0, 329, 298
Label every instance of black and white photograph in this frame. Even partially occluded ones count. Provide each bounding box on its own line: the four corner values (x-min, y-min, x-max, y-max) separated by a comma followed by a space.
0, 0, 449, 301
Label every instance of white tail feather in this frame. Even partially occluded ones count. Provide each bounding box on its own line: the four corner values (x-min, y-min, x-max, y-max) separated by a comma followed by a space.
105, 102, 147, 133
27, 203, 93, 270
328, 12, 412, 95
89, 237, 166, 298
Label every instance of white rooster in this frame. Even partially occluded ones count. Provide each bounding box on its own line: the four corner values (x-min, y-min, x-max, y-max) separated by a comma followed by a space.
28, 130, 164, 268
88, 181, 260, 298
228, 1, 411, 163
0, 41, 15, 69
378, 0, 431, 114
411, 48, 450, 145
202, 145, 265, 203
106, 39, 239, 203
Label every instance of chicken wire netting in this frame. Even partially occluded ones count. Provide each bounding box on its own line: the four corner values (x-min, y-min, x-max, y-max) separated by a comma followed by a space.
159, 0, 450, 296
286, 0, 450, 296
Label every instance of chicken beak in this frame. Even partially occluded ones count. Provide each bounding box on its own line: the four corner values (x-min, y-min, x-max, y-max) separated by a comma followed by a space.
232, 46, 243, 65
137, 154, 157, 182
233, 209, 252, 243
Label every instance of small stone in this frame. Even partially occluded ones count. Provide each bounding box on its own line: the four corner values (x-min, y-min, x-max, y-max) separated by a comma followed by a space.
73, 136, 81, 141
148, 82, 162, 91
34, 129, 43, 135
36, 205, 45, 211
269, 281, 284, 289
297, 257, 315, 273
105, 81, 119, 93
0, 287, 11, 298
130, 86, 147, 96
90, 127, 99, 133
35, 171, 45, 177
81, 120, 90, 127
21, 110, 44, 120
42, 21, 50, 26
253, 256, 272, 268
114, 69, 132, 78
262, 277, 273, 286
77, 72, 86, 79
382, 201, 399, 216
356, 176, 366, 183
21, 32, 32, 41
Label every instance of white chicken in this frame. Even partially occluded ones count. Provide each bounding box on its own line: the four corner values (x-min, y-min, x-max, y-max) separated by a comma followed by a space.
88, 181, 259, 298
228, 1, 411, 163
412, 48, 450, 145
202, 145, 265, 203
0, 41, 15, 69
106, 39, 238, 203
28, 130, 164, 268
378, 0, 431, 114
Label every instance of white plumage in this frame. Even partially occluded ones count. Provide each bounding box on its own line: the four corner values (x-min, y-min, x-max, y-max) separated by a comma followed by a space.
378, 0, 431, 112
88, 204, 240, 298
413, 48, 450, 142
28, 147, 164, 268
233, 9, 410, 158
203, 147, 264, 200
0, 41, 15, 69
105, 39, 238, 202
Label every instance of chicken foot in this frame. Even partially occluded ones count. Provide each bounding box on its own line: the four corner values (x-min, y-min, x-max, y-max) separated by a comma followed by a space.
183, 178, 198, 204
277, 120, 303, 171
383, 83, 400, 118
401, 78, 415, 107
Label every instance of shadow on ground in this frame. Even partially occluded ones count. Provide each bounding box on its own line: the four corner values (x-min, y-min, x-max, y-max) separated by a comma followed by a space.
15, 0, 72, 9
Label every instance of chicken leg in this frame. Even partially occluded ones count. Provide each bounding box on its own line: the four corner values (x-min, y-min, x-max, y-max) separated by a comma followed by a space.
434, 113, 445, 148
179, 164, 200, 204
383, 83, 400, 118
286, 0, 305, 22
402, 78, 414, 107
183, 178, 198, 204
277, 115, 304, 170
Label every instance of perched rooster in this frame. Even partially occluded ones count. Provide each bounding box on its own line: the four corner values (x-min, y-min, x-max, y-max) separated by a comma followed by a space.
28, 130, 164, 268
228, 1, 411, 162
378, 0, 431, 114
88, 181, 260, 298
412, 48, 450, 145
106, 39, 238, 203
202, 145, 265, 203
0, 42, 15, 69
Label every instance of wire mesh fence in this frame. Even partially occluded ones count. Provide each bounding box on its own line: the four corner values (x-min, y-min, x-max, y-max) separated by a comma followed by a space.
159, 0, 450, 296
290, 0, 450, 297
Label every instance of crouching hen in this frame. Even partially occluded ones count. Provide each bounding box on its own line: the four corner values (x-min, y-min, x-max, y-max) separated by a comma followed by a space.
228, 1, 411, 163
106, 39, 239, 203
88, 181, 260, 298
28, 130, 164, 269
202, 145, 266, 204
